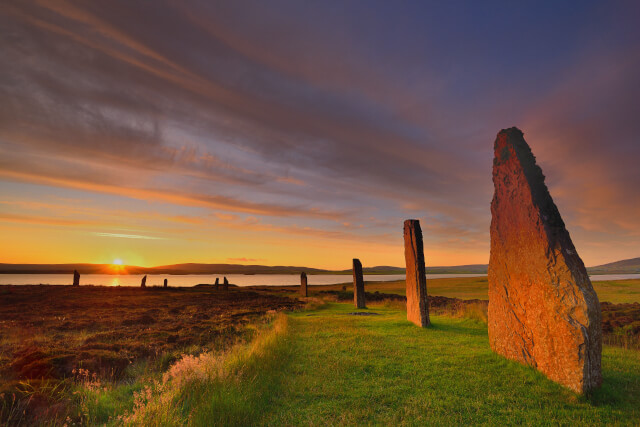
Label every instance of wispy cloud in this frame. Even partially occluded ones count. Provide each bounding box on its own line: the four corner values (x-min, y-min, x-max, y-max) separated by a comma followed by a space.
1, 0, 638, 266
92, 232, 166, 240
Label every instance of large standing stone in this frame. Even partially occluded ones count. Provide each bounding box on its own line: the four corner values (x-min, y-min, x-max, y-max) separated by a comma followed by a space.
223, 277, 229, 291
73, 270, 80, 287
403, 219, 430, 327
489, 127, 602, 394
163, 278, 168, 288
141, 275, 147, 288
300, 272, 308, 297
353, 259, 366, 308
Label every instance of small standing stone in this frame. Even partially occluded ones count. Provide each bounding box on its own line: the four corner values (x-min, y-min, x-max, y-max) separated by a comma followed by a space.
353, 259, 366, 309
403, 219, 430, 327
72, 270, 80, 287
300, 272, 308, 297
163, 278, 168, 288
141, 275, 147, 288
215, 277, 219, 290
223, 276, 229, 291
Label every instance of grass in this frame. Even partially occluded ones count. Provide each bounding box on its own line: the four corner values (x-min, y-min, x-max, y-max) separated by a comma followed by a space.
76, 312, 292, 425
593, 280, 640, 304
3, 283, 639, 424
261, 304, 640, 425
0, 285, 300, 425
118, 302, 640, 425
294, 277, 640, 303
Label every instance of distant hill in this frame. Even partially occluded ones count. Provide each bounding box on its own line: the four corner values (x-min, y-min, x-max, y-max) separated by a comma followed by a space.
0, 262, 484, 275
587, 257, 640, 275
0, 263, 326, 275
1, 258, 637, 275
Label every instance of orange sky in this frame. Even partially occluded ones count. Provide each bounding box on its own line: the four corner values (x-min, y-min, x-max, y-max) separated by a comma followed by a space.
0, 1, 638, 269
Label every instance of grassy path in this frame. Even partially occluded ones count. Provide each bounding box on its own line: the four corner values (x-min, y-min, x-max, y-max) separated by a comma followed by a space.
254, 303, 640, 425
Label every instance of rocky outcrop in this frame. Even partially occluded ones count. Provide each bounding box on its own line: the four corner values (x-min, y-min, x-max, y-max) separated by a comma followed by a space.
488, 127, 602, 394
403, 219, 430, 327
300, 272, 308, 297
72, 270, 80, 287
353, 259, 366, 308
141, 275, 147, 288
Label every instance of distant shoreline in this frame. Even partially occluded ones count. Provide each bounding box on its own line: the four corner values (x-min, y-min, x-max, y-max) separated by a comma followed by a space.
1, 257, 638, 275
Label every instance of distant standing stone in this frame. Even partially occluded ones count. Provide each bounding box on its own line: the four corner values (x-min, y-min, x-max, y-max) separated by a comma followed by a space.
353, 259, 366, 309
215, 277, 219, 290
403, 219, 430, 327
223, 276, 229, 291
489, 127, 602, 394
300, 272, 308, 297
141, 275, 147, 288
73, 270, 80, 287
163, 278, 168, 288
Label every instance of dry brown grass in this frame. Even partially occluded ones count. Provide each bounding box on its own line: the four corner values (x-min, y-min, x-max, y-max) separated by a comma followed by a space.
0, 285, 300, 425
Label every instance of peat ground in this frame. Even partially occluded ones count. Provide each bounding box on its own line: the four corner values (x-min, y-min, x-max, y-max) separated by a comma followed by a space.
0, 285, 300, 425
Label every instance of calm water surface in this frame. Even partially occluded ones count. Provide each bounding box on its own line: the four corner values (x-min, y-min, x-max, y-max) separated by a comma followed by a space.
0, 273, 636, 287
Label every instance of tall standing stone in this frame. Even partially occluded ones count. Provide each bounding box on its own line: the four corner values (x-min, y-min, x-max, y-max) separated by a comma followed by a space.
403, 219, 430, 327
215, 277, 219, 290
353, 259, 366, 308
141, 275, 147, 288
223, 276, 229, 291
163, 278, 168, 288
300, 272, 308, 297
73, 270, 80, 287
489, 127, 602, 394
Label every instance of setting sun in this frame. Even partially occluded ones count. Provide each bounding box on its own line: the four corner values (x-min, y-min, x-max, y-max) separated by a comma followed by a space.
113, 259, 123, 265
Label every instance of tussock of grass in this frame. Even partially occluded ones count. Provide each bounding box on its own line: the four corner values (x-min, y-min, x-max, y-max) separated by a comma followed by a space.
0, 285, 300, 424
456, 301, 488, 323
100, 313, 291, 426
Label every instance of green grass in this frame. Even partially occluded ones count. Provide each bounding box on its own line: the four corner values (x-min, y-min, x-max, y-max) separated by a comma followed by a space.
592, 280, 640, 304
77, 302, 640, 425
352, 278, 640, 303
251, 303, 639, 425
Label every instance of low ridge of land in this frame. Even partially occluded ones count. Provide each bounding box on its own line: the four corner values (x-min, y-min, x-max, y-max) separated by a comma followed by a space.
2, 257, 639, 275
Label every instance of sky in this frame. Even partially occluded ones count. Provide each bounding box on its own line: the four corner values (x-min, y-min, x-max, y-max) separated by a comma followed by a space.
0, 0, 638, 269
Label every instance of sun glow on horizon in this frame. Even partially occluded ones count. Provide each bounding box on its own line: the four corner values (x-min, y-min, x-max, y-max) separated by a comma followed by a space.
109, 258, 127, 274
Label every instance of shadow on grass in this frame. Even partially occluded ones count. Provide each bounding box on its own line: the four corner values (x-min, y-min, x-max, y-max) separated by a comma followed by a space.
587, 365, 640, 409
427, 318, 488, 337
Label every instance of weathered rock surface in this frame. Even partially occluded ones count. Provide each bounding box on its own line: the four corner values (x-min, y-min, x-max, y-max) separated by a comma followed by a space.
353, 259, 366, 308
300, 272, 308, 297
403, 219, 430, 327
488, 127, 602, 394
141, 275, 147, 288
73, 270, 80, 287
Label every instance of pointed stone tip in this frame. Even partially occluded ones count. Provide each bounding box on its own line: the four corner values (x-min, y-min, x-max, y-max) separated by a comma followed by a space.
497, 127, 523, 137
493, 127, 535, 168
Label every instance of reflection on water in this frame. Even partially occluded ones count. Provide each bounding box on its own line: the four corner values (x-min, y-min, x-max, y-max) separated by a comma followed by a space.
1, 273, 638, 287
